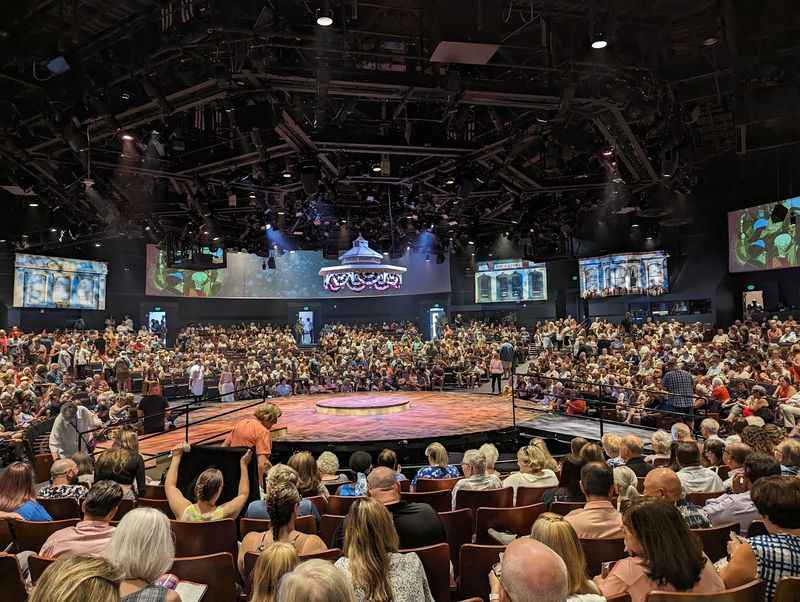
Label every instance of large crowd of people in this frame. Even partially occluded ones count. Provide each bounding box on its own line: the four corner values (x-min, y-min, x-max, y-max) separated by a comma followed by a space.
2, 313, 800, 600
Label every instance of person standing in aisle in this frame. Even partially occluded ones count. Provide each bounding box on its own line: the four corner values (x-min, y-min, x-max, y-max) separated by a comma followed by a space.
188, 358, 205, 403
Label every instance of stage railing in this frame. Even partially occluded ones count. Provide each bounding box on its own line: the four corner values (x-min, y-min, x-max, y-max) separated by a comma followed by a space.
511, 370, 712, 437
76, 382, 269, 455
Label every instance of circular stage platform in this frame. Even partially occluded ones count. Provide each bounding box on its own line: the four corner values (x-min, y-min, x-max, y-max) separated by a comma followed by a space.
128, 391, 521, 458
315, 394, 411, 416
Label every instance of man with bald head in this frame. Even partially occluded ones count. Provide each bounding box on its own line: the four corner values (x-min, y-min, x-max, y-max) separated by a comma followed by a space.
489, 537, 569, 602
37, 458, 85, 500
643, 467, 712, 528
333, 466, 446, 550
620, 434, 652, 477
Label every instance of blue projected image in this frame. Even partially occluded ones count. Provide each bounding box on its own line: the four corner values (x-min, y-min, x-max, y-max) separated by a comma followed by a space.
579, 251, 668, 299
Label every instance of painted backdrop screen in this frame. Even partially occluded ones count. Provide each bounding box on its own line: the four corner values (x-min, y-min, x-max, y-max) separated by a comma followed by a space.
13, 254, 107, 310
728, 197, 800, 273
145, 245, 451, 299
474, 259, 547, 303
579, 251, 668, 299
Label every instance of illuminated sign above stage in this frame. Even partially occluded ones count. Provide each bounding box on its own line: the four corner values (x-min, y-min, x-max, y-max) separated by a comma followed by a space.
319, 237, 407, 293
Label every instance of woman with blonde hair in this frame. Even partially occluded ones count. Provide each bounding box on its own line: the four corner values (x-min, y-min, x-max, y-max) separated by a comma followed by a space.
105, 507, 180, 602
165, 443, 252, 521
238, 481, 326, 572
479, 443, 500, 476
288, 451, 328, 499
530, 513, 604, 602
30, 555, 122, 602
335, 497, 433, 602
531, 438, 559, 471
112, 427, 146, 495
411, 441, 460, 489
613, 465, 639, 512
277, 559, 355, 602
502, 445, 559, 504
250, 542, 298, 602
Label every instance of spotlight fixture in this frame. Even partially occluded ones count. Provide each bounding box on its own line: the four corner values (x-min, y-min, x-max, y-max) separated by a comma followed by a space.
120, 91, 131, 101
144, 225, 151, 231
120, 133, 134, 141
282, 169, 292, 179
94, 242, 102, 247
631, 223, 640, 228
591, 33, 608, 49
249, 192, 256, 199
316, 8, 334, 27
468, 240, 475, 245
371, 163, 382, 173
703, 37, 719, 47
265, 223, 272, 230
425, 254, 431, 262
212, 236, 220, 241
445, 177, 455, 185
602, 148, 614, 157
49, 227, 57, 233
28, 202, 39, 207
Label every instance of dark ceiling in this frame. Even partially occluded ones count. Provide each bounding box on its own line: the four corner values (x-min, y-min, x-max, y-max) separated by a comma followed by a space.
1, 0, 799, 259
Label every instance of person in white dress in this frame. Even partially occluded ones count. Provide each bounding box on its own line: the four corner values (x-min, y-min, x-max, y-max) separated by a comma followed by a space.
188, 358, 205, 403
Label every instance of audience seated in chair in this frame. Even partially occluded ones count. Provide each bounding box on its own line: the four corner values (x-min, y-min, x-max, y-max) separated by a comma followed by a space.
28, 555, 122, 602
563, 462, 624, 539
245, 463, 321, 523
620, 435, 653, 478
318, 451, 349, 485
704, 452, 781, 534
276, 558, 355, 602
488, 536, 570, 602
165, 444, 252, 521
238, 481, 326, 573
250, 541, 298, 602
0, 461, 52, 521
594, 498, 724, 602
337, 451, 372, 497
675, 442, 724, 494
39, 480, 122, 558
411, 442, 460, 489
502, 445, 559, 505
451, 449, 503, 510
37, 458, 86, 500
335, 497, 433, 602
105, 507, 180, 602
720, 476, 800, 602
643, 468, 712, 529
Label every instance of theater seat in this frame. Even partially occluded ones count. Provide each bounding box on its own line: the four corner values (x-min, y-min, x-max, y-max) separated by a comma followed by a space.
144, 485, 167, 499
136, 497, 174, 519
454, 488, 513, 513
170, 519, 237, 558
514, 486, 550, 506
645, 579, 763, 602
686, 491, 724, 506
319, 514, 345, 548
0, 553, 28, 601
415, 477, 460, 492
550, 501, 584, 516
775, 576, 800, 602
399, 543, 450, 602
112, 498, 136, 520
580, 537, 626, 577
326, 495, 363, 516
37, 497, 82, 520
439, 508, 473, 577
475, 504, 546, 545
9, 518, 80, 552
691, 522, 737, 562
171, 552, 237, 602
458, 544, 505, 601
401, 490, 451, 513
28, 554, 55, 584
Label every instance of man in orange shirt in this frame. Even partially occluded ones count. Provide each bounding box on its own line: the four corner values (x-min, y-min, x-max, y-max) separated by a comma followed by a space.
564, 461, 624, 539
223, 403, 281, 488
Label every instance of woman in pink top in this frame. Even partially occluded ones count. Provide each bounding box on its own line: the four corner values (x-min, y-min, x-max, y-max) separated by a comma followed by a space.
489, 353, 504, 394
594, 498, 724, 602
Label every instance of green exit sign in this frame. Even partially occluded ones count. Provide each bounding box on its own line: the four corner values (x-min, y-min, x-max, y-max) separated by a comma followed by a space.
746, 284, 755, 291
153, 306, 162, 311
303, 306, 309, 310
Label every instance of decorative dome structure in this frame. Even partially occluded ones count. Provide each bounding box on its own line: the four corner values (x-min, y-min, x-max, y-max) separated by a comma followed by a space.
319, 236, 407, 292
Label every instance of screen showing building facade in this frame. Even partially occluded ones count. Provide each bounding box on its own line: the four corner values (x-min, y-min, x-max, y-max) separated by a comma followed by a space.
13, 254, 108, 310
579, 251, 668, 299
474, 259, 547, 303
728, 197, 800, 273
145, 245, 451, 299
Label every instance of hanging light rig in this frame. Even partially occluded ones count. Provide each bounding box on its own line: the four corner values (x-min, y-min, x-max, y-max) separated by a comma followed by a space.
319, 236, 407, 292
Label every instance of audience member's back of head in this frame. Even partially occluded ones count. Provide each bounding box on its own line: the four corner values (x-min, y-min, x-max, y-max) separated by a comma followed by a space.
30, 555, 121, 602
579, 443, 605, 464
570, 437, 589, 458
251, 542, 298, 602
105, 507, 174, 582
559, 456, 586, 497
676, 441, 701, 467
581, 461, 614, 498
376, 448, 400, 471
752, 476, 800, 529
744, 452, 781, 487
501, 537, 569, 602
349, 450, 372, 475
530, 512, 594, 596
276, 558, 355, 602
83, 480, 123, 519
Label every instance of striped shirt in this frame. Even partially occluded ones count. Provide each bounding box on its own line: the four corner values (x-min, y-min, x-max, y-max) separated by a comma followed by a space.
662, 369, 694, 408
750, 533, 800, 602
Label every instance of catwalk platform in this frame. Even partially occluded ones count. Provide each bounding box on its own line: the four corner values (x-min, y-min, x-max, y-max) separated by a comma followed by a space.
517, 412, 656, 448
114, 391, 521, 460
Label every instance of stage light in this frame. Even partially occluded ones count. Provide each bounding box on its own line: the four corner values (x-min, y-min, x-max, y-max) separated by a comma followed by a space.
202, 229, 209, 235
277, 211, 285, 215
703, 37, 719, 47
49, 227, 57, 232
602, 148, 614, 157
120, 91, 131, 101
265, 223, 272, 230
316, 8, 333, 27
144, 225, 151, 231
371, 163, 382, 173
591, 33, 608, 49
282, 169, 292, 179
631, 223, 640, 228
212, 236, 220, 241
249, 192, 256, 199
29, 202, 39, 207
94, 242, 102, 247
120, 133, 134, 141
425, 254, 431, 262
445, 177, 455, 185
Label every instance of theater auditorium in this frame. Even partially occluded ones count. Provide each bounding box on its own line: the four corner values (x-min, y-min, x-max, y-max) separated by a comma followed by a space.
1, 2, 800, 601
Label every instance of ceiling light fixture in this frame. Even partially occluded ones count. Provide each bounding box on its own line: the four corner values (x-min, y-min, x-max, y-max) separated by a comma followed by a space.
120, 133, 134, 141
28, 202, 39, 207
316, 9, 333, 27
371, 163, 382, 173
282, 169, 292, 179
94, 242, 102, 247
703, 37, 719, 47
591, 32, 608, 49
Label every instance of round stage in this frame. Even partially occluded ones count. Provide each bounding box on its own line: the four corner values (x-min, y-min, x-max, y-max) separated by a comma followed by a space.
315, 394, 411, 416
128, 391, 521, 459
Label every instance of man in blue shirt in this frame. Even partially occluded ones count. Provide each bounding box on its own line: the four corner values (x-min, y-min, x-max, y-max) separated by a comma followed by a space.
661, 358, 694, 424
275, 378, 292, 397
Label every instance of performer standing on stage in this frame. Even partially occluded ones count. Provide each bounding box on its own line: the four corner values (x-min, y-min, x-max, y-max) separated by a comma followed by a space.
187, 358, 204, 403
223, 403, 282, 489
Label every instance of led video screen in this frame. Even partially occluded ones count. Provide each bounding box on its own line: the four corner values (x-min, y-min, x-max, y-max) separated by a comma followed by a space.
728, 197, 800, 272
13, 254, 107, 310
579, 251, 668, 299
145, 245, 451, 299
474, 259, 547, 303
